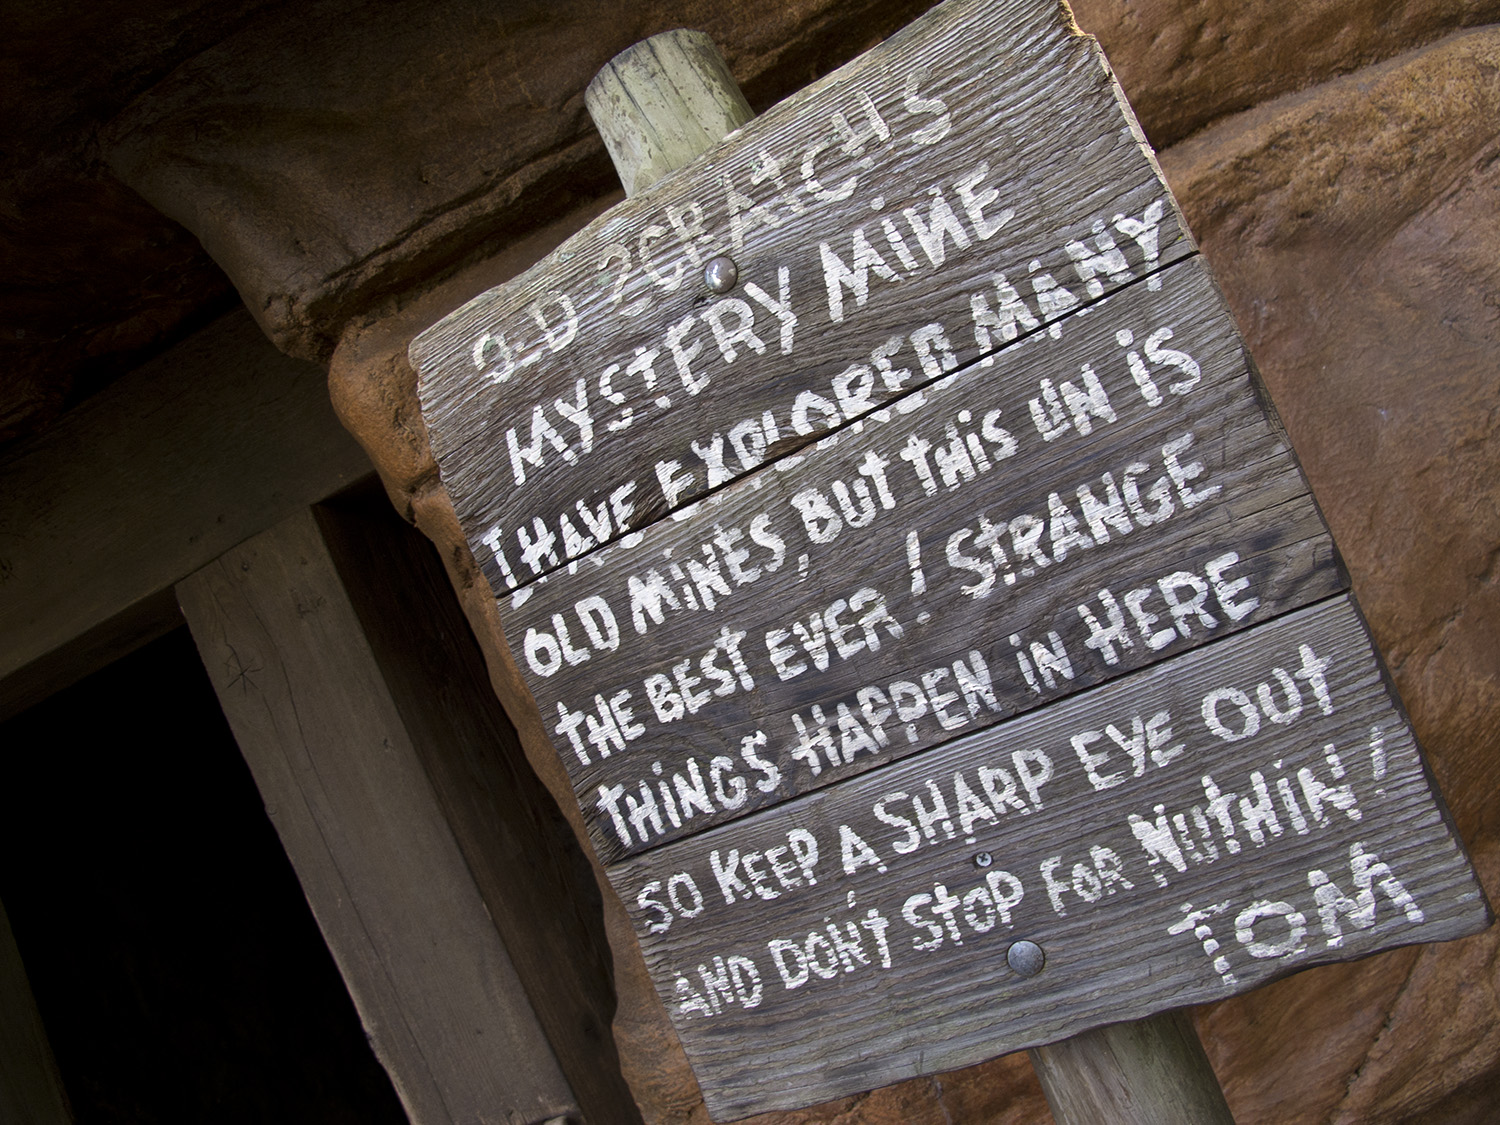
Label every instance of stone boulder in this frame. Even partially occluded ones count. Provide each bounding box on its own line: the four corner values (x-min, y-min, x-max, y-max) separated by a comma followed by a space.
96, 0, 1500, 387
1073, 0, 1500, 148
1159, 26, 1500, 1124
104, 0, 944, 365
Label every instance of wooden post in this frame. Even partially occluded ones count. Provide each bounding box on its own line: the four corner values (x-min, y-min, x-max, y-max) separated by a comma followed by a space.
1029, 1010, 1234, 1124
584, 29, 753, 198
307, 492, 642, 1125
0, 310, 372, 723
0, 896, 72, 1124
177, 505, 591, 1125
584, 29, 1237, 1125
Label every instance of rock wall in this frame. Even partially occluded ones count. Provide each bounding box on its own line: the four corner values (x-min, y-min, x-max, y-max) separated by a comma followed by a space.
1160, 29, 1500, 1123
103, 0, 946, 364
104, 1, 1500, 1121
0, 0, 271, 447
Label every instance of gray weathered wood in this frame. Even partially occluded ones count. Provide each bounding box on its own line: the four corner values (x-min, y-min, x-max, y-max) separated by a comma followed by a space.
0, 896, 73, 1125
0, 309, 373, 721
509, 256, 1342, 861
310, 490, 643, 1125
412, 0, 1193, 590
406, 0, 1490, 1116
586, 29, 754, 198
608, 594, 1488, 1117
1029, 1010, 1234, 1125
177, 509, 579, 1125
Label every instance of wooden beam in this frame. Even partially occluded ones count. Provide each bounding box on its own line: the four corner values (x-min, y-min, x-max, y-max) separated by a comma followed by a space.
0, 309, 373, 720
177, 507, 582, 1125
0, 896, 72, 1124
312, 488, 643, 1125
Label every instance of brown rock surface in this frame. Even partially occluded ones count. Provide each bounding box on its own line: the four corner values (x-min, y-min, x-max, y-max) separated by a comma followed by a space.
1161, 26, 1500, 1124
104, 0, 944, 365
1071, 0, 1500, 148
0, 0, 268, 446
11, 0, 1500, 455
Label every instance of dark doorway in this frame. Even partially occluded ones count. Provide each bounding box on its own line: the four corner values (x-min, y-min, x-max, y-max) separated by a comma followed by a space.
0, 628, 410, 1124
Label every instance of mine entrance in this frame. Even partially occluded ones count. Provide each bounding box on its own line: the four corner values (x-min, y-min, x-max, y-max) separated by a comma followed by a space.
0, 627, 410, 1124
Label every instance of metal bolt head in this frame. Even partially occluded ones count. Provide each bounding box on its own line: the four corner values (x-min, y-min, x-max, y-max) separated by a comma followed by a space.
704, 255, 738, 293
1007, 939, 1045, 978
973, 851, 993, 869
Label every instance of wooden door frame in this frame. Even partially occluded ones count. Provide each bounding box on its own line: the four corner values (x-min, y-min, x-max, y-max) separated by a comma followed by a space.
0, 310, 634, 1125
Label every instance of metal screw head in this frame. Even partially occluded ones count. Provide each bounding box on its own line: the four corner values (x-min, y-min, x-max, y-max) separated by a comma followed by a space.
1007, 940, 1045, 978
704, 255, 738, 293
973, 851, 993, 869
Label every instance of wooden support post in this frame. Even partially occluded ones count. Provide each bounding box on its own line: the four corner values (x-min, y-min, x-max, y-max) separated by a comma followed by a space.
1029, 1010, 1234, 1124
308, 492, 641, 1125
0, 896, 72, 1125
177, 503, 607, 1125
585, 29, 753, 198
584, 29, 1237, 1124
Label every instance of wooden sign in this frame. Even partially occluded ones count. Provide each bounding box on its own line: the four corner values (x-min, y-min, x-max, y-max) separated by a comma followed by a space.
613, 595, 1484, 1115
410, 0, 1489, 1117
479, 258, 1342, 864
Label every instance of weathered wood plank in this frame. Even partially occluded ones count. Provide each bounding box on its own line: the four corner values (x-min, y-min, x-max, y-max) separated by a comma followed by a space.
412, 0, 1194, 592
0, 310, 373, 721
310, 490, 642, 1125
608, 594, 1488, 1118
0, 896, 72, 1125
177, 510, 579, 1125
508, 256, 1343, 861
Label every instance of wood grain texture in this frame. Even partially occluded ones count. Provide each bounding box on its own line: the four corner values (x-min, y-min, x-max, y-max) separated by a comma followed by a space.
412, 0, 1194, 595
311, 490, 642, 1125
0, 310, 373, 721
608, 595, 1489, 1118
404, 0, 1489, 1115
1029, 1010, 1234, 1125
586, 29, 755, 199
511, 256, 1342, 861
0, 896, 73, 1125
177, 510, 579, 1125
